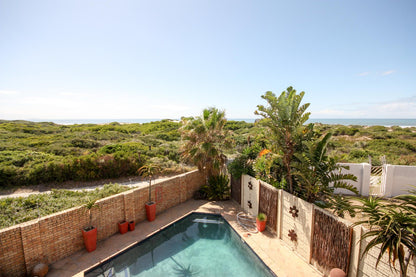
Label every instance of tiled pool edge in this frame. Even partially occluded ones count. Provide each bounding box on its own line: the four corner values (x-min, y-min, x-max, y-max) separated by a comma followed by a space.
191, 201, 322, 277
48, 201, 206, 277
85, 212, 277, 277
83, 210, 197, 275
48, 200, 322, 277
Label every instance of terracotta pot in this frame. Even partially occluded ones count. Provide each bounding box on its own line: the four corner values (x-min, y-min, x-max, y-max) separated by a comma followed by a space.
145, 202, 156, 222
329, 268, 346, 277
128, 221, 135, 231
31, 263, 48, 277
118, 221, 128, 234
256, 218, 267, 232
82, 227, 97, 252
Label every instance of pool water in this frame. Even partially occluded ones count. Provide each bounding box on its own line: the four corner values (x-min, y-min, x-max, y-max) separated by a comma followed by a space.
85, 213, 276, 277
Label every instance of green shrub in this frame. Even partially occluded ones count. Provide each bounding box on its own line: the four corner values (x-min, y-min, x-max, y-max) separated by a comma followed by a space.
0, 183, 131, 229
333, 126, 359, 136
70, 138, 100, 148
228, 145, 261, 178
257, 213, 267, 221
224, 120, 254, 131
200, 174, 230, 201
349, 149, 368, 159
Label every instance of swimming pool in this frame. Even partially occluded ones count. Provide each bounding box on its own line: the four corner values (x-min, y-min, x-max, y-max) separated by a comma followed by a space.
85, 213, 276, 277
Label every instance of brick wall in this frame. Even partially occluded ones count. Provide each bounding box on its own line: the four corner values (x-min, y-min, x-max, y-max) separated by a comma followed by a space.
0, 170, 204, 277
0, 227, 25, 276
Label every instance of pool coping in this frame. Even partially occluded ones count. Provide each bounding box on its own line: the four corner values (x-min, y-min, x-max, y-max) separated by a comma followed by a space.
48, 200, 323, 277
84, 211, 277, 276
84, 210, 199, 275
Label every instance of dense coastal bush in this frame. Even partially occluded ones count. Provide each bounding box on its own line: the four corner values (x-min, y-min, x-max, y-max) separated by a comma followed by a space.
0, 120, 185, 187
326, 124, 416, 165
1, 119, 415, 188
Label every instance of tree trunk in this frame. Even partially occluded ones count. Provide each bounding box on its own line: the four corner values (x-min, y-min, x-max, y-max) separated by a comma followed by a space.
148, 179, 152, 203
287, 165, 293, 193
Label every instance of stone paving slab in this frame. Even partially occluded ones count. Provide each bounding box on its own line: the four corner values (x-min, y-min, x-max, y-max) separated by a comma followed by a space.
48, 200, 322, 277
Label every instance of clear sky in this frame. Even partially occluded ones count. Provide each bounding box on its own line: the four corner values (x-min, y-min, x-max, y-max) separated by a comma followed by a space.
0, 0, 415, 120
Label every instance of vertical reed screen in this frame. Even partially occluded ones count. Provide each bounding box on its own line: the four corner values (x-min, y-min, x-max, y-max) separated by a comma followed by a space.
311, 209, 352, 274
259, 182, 278, 232
230, 176, 241, 204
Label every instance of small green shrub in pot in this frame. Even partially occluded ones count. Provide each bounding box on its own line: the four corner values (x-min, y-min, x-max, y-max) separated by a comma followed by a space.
256, 213, 267, 232
257, 213, 267, 222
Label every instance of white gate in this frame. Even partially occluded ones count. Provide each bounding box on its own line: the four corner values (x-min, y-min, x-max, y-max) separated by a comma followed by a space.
369, 156, 387, 197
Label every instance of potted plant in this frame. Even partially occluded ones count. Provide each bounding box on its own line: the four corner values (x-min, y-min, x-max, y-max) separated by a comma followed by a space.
82, 197, 99, 252
138, 163, 161, 222
128, 220, 135, 231
256, 213, 267, 232
118, 220, 128, 234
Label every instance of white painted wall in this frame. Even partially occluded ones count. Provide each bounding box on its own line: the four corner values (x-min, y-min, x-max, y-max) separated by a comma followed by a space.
280, 190, 314, 262
241, 174, 259, 216
335, 163, 416, 198
240, 175, 416, 277
335, 163, 371, 196
384, 165, 416, 197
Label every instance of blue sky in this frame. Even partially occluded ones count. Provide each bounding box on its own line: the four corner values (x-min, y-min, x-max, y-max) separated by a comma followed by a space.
0, 0, 415, 120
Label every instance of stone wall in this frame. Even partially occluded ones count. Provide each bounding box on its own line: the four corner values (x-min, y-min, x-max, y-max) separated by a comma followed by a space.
0, 170, 204, 277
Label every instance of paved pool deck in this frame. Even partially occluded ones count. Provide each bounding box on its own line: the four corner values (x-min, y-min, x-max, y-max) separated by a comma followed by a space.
48, 200, 323, 277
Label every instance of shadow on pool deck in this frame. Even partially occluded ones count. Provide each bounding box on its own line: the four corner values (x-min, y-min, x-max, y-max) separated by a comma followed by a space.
48, 200, 322, 277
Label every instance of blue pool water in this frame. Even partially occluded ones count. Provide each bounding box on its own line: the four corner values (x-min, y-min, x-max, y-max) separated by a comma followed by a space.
85, 213, 276, 277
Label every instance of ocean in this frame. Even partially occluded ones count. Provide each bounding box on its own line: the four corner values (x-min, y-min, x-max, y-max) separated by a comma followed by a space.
26, 118, 416, 127
307, 118, 416, 127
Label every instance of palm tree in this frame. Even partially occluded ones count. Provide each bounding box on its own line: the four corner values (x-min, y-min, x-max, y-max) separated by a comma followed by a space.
84, 197, 98, 230
138, 163, 161, 203
255, 87, 313, 193
180, 107, 231, 180
354, 196, 416, 277
293, 133, 358, 205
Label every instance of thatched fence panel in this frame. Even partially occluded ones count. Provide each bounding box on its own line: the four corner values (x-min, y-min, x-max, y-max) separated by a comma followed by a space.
311, 209, 353, 275
230, 176, 241, 204
258, 182, 278, 232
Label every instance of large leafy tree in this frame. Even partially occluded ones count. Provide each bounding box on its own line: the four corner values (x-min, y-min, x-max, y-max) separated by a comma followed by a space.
180, 108, 231, 180
255, 87, 313, 193
354, 196, 416, 277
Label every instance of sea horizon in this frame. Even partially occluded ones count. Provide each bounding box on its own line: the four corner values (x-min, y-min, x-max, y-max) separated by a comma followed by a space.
2, 118, 416, 127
